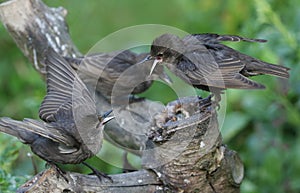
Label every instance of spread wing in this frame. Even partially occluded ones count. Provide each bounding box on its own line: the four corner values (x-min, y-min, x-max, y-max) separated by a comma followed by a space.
39, 49, 97, 124
40, 50, 102, 152
64, 50, 139, 79
65, 50, 154, 97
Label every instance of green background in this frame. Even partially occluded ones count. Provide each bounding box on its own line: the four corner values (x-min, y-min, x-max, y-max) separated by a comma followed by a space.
0, 0, 299, 192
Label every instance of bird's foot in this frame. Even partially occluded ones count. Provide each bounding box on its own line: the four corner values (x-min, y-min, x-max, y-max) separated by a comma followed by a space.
210, 92, 223, 110
82, 162, 113, 182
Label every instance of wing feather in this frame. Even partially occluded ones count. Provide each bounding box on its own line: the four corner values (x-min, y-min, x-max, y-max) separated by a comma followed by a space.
189, 33, 267, 43
39, 50, 97, 124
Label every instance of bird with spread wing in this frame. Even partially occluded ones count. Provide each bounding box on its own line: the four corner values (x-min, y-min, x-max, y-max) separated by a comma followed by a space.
0, 50, 113, 181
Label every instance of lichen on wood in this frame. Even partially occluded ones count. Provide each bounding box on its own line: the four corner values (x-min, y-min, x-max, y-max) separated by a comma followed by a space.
0, 0, 244, 192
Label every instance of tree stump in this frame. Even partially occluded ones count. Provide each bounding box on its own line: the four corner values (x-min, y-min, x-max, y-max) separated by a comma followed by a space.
0, 0, 244, 192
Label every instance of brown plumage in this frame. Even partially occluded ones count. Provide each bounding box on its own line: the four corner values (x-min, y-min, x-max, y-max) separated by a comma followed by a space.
65, 49, 171, 100
150, 33, 289, 101
0, 50, 113, 180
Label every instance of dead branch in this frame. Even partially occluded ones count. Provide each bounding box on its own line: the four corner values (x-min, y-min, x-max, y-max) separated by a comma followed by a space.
0, 0, 243, 192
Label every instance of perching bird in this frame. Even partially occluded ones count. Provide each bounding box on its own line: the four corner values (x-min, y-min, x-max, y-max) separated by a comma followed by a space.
149, 33, 290, 102
0, 50, 113, 181
65, 49, 172, 101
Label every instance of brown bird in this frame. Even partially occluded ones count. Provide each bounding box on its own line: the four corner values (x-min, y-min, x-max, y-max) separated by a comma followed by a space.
0, 50, 113, 181
65, 49, 172, 101
149, 33, 289, 102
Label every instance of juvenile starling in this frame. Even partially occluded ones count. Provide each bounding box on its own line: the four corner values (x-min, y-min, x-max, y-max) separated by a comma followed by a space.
149, 33, 290, 102
65, 49, 172, 100
0, 50, 113, 180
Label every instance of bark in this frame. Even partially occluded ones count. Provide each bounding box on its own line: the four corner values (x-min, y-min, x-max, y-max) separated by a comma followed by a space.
0, 0, 244, 192
142, 96, 243, 192
17, 168, 161, 193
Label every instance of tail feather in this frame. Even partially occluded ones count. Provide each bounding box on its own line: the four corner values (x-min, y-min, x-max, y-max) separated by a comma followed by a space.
259, 63, 289, 79
0, 117, 77, 146
0, 117, 36, 143
191, 33, 267, 44
0, 117, 20, 138
246, 61, 290, 79
0, 117, 60, 144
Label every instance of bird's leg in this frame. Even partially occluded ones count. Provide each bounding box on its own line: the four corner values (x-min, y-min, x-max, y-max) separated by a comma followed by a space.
82, 162, 113, 182
27, 153, 38, 174
210, 90, 223, 110
46, 162, 69, 182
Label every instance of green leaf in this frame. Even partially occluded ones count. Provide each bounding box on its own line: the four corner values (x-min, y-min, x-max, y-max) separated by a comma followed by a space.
221, 112, 250, 142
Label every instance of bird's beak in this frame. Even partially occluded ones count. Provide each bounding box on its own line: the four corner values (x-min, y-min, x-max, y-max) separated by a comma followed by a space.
140, 55, 153, 63
102, 116, 115, 124
99, 110, 115, 124
149, 58, 162, 76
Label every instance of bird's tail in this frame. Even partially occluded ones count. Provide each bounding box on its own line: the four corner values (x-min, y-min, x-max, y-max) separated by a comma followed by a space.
0, 117, 36, 143
0, 117, 75, 147
245, 60, 290, 79
191, 33, 267, 44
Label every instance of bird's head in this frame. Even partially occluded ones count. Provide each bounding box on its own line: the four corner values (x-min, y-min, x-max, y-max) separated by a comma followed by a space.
149, 34, 183, 75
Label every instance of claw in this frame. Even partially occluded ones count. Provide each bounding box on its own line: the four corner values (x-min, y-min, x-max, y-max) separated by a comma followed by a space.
98, 110, 114, 124
82, 162, 113, 183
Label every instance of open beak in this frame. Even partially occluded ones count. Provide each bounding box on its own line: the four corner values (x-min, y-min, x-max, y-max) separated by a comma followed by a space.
102, 116, 115, 124
99, 110, 115, 124
140, 55, 152, 63
149, 58, 162, 76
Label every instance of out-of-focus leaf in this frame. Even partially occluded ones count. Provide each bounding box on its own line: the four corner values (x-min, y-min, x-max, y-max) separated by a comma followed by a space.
0, 135, 22, 171
0, 168, 30, 193
221, 112, 250, 142
0, 0, 299, 192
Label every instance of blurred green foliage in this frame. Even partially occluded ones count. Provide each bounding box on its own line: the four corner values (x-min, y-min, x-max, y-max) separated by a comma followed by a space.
0, 0, 299, 192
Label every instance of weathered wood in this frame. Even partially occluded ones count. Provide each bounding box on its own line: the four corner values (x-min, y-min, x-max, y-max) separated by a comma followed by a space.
17, 167, 162, 193
142, 96, 243, 192
0, 0, 244, 192
0, 0, 80, 74
15, 96, 243, 193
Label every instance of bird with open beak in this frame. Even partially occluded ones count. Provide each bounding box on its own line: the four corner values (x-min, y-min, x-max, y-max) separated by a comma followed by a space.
149, 33, 289, 103
65, 49, 172, 102
0, 49, 114, 181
